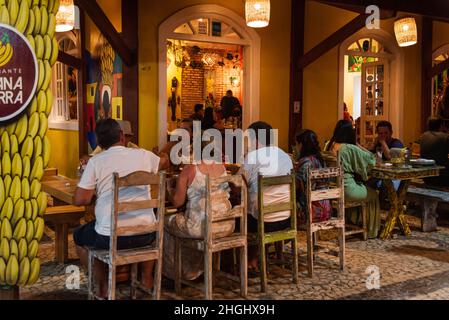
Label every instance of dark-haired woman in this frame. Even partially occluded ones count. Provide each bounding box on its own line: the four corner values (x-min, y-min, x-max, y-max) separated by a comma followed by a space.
295, 130, 332, 224
327, 120, 381, 238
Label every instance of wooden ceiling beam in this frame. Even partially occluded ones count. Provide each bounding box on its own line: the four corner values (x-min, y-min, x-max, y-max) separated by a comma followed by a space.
316, 0, 449, 21
298, 14, 367, 69
75, 0, 135, 66
322, 2, 396, 19
57, 51, 82, 70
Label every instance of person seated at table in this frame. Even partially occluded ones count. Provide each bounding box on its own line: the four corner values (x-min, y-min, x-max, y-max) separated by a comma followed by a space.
190, 103, 205, 122
239, 121, 294, 271
163, 140, 233, 281
91, 120, 139, 156
420, 118, 449, 187
201, 107, 224, 131
369, 121, 403, 161
73, 118, 169, 298
295, 129, 332, 225
327, 120, 381, 239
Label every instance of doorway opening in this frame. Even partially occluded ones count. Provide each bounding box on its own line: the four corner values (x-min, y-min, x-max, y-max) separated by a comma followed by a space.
432, 44, 449, 125
158, 5, 261, 147
339, 30, 403, 146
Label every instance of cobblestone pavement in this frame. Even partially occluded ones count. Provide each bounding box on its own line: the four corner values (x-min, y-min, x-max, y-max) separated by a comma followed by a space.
19, 216, 449, 300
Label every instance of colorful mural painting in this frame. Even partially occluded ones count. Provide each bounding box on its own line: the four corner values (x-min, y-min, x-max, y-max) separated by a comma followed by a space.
86, 34, 123, 150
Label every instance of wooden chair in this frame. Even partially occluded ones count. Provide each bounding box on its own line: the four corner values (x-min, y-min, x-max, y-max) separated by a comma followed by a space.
306, 166, 345, 277
171, 174, 248, 300
87, 171, 166, 300
248, 172, 298, 293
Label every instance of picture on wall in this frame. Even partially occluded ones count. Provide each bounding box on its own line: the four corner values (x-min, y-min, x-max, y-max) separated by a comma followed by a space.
85, 34, 123, 150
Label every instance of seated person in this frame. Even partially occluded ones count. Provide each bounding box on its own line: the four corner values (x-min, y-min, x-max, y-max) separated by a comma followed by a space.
420, 118, 449, 187
155, 118, 194, 168
369, 121, 404, 161
328, 120, 381, 239
201, 107, 224, 131
163, 141, 233, 280
73, 119, 168, 298
91, 120, 138, 156
295, 130, 332, 225
239, 121, 294, 270
190, 104, 204, 122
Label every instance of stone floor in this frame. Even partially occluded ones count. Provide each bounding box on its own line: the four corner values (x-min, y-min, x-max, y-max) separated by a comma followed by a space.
18, 212, 449, 300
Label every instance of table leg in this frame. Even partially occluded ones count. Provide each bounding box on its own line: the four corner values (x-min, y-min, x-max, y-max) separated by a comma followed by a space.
55, 223, 69, 264
397, 180, 411, 236
380, 180, 411, 239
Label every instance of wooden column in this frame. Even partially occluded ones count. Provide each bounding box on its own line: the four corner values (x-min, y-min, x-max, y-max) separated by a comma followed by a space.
289, 0, 306, 147
121, 0, 139, 144
421, 17, 433, 132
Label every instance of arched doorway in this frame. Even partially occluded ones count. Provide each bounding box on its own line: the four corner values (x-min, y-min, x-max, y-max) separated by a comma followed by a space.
158, 4, 261, 147
432, 44, 449, 120
338, 29, 404, 145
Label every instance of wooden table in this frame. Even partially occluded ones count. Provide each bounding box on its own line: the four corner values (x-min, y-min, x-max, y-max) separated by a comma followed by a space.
41, 175, 79, 205
370, 165, 444, 239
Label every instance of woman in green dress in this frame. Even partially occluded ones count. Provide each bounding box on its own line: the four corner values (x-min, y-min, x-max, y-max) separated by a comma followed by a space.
327, 120, 381, 238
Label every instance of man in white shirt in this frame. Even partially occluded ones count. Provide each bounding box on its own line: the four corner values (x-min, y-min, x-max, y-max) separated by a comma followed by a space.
240, 121, 294, 270
73, 118, 168, 298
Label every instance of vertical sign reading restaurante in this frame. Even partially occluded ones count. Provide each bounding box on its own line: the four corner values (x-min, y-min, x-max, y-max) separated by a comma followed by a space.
0, 23, 38, 124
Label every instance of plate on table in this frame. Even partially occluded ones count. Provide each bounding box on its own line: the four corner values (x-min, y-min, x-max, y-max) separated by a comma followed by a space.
410, 159, 436, 166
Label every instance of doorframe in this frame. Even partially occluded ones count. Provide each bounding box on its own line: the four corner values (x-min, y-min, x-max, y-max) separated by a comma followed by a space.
338, 29, 405, 140
158, 4, 261, 147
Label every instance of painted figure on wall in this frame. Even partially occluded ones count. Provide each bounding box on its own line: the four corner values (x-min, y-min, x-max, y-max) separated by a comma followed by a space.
168, 76, 180, 121
86, 35, 123, 150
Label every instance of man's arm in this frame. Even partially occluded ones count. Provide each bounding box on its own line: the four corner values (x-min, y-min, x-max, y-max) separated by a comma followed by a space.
73, 187, 95, 206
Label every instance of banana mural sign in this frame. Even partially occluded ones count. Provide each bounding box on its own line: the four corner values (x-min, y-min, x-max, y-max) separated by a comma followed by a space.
0, 23, 38, 123
0, 0, 60, 290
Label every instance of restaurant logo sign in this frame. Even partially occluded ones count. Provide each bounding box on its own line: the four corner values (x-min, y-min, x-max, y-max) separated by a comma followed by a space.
0, 23, 38, 123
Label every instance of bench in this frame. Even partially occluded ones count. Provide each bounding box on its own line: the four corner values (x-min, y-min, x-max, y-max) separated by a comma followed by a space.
406, 186, 449, 232
44, 205, 86, 263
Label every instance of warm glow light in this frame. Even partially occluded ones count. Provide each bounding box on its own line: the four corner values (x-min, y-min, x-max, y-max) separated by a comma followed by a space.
56, 0, 75, 32
245, 0, 270, 28
394, 17, 417, 47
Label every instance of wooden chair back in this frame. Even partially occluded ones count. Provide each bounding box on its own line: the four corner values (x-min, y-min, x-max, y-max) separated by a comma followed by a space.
110, 171, 166, 264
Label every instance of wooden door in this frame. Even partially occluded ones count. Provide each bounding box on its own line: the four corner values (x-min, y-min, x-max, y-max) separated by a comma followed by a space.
360, 60, 390, 146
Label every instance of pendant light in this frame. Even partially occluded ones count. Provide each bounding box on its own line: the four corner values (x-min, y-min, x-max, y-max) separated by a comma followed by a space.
56, 0, 75, 33
245, 0, 270, 28
394, 17, 418, 47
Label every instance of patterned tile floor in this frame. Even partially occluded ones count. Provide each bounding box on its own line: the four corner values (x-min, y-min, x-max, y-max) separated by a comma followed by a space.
18, 212, 449, 300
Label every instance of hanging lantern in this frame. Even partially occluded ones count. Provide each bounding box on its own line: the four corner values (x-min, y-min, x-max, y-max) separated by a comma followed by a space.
56, 0, 76, 32
245, 0, 270, 28
394, 17, 418, 47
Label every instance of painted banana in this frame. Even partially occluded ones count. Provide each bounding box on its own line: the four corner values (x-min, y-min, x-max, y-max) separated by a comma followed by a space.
27, 112, 39, 139
36, 191, 47, 216
11, 153, 23, 179
30, 179, 41, 199
9, 134, 19, 156
22, 178, 30, 200
1, 218, 12, 240
0, 237, 10, 261
2, 152, 12, 178
25, 220, 34, 243
39, 6, 48, 36
30, 155, 43, 181
13, 218, 26, 240
0, 258, 6, 285
21, 137, 34, 159
11, 198, 25, 227
27, 258, 40, 285
42, 136, 51, 168
6, 254, 19, 285
0, 197, 13, 220
7, 0, 19, 27
14, 0, 30, 33
15, 114, 28, 145
3, 176, 12, 199
38, 112, 48, 138
33, 217, 44, 241
17, 257, 30, 285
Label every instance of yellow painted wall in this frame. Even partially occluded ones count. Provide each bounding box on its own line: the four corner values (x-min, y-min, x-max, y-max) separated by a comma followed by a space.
47, 130, 79, 178
433, 21, 449, 51
138, 0, 292, 151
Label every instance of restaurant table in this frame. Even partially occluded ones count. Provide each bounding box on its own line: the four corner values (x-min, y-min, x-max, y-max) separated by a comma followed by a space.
370, 165, 444, 239
41, 175, 79, 205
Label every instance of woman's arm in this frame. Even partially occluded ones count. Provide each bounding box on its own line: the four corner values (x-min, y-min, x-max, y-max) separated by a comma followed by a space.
170, 165, 195, 208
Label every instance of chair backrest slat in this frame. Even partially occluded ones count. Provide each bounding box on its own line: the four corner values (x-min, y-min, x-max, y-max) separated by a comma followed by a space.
310, 188, 342, 202
308, 167, 342, 180
116, 223, 159, 237
117, 200, 159, 213
261, 202, 294, 215
118, 171, 161, 187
